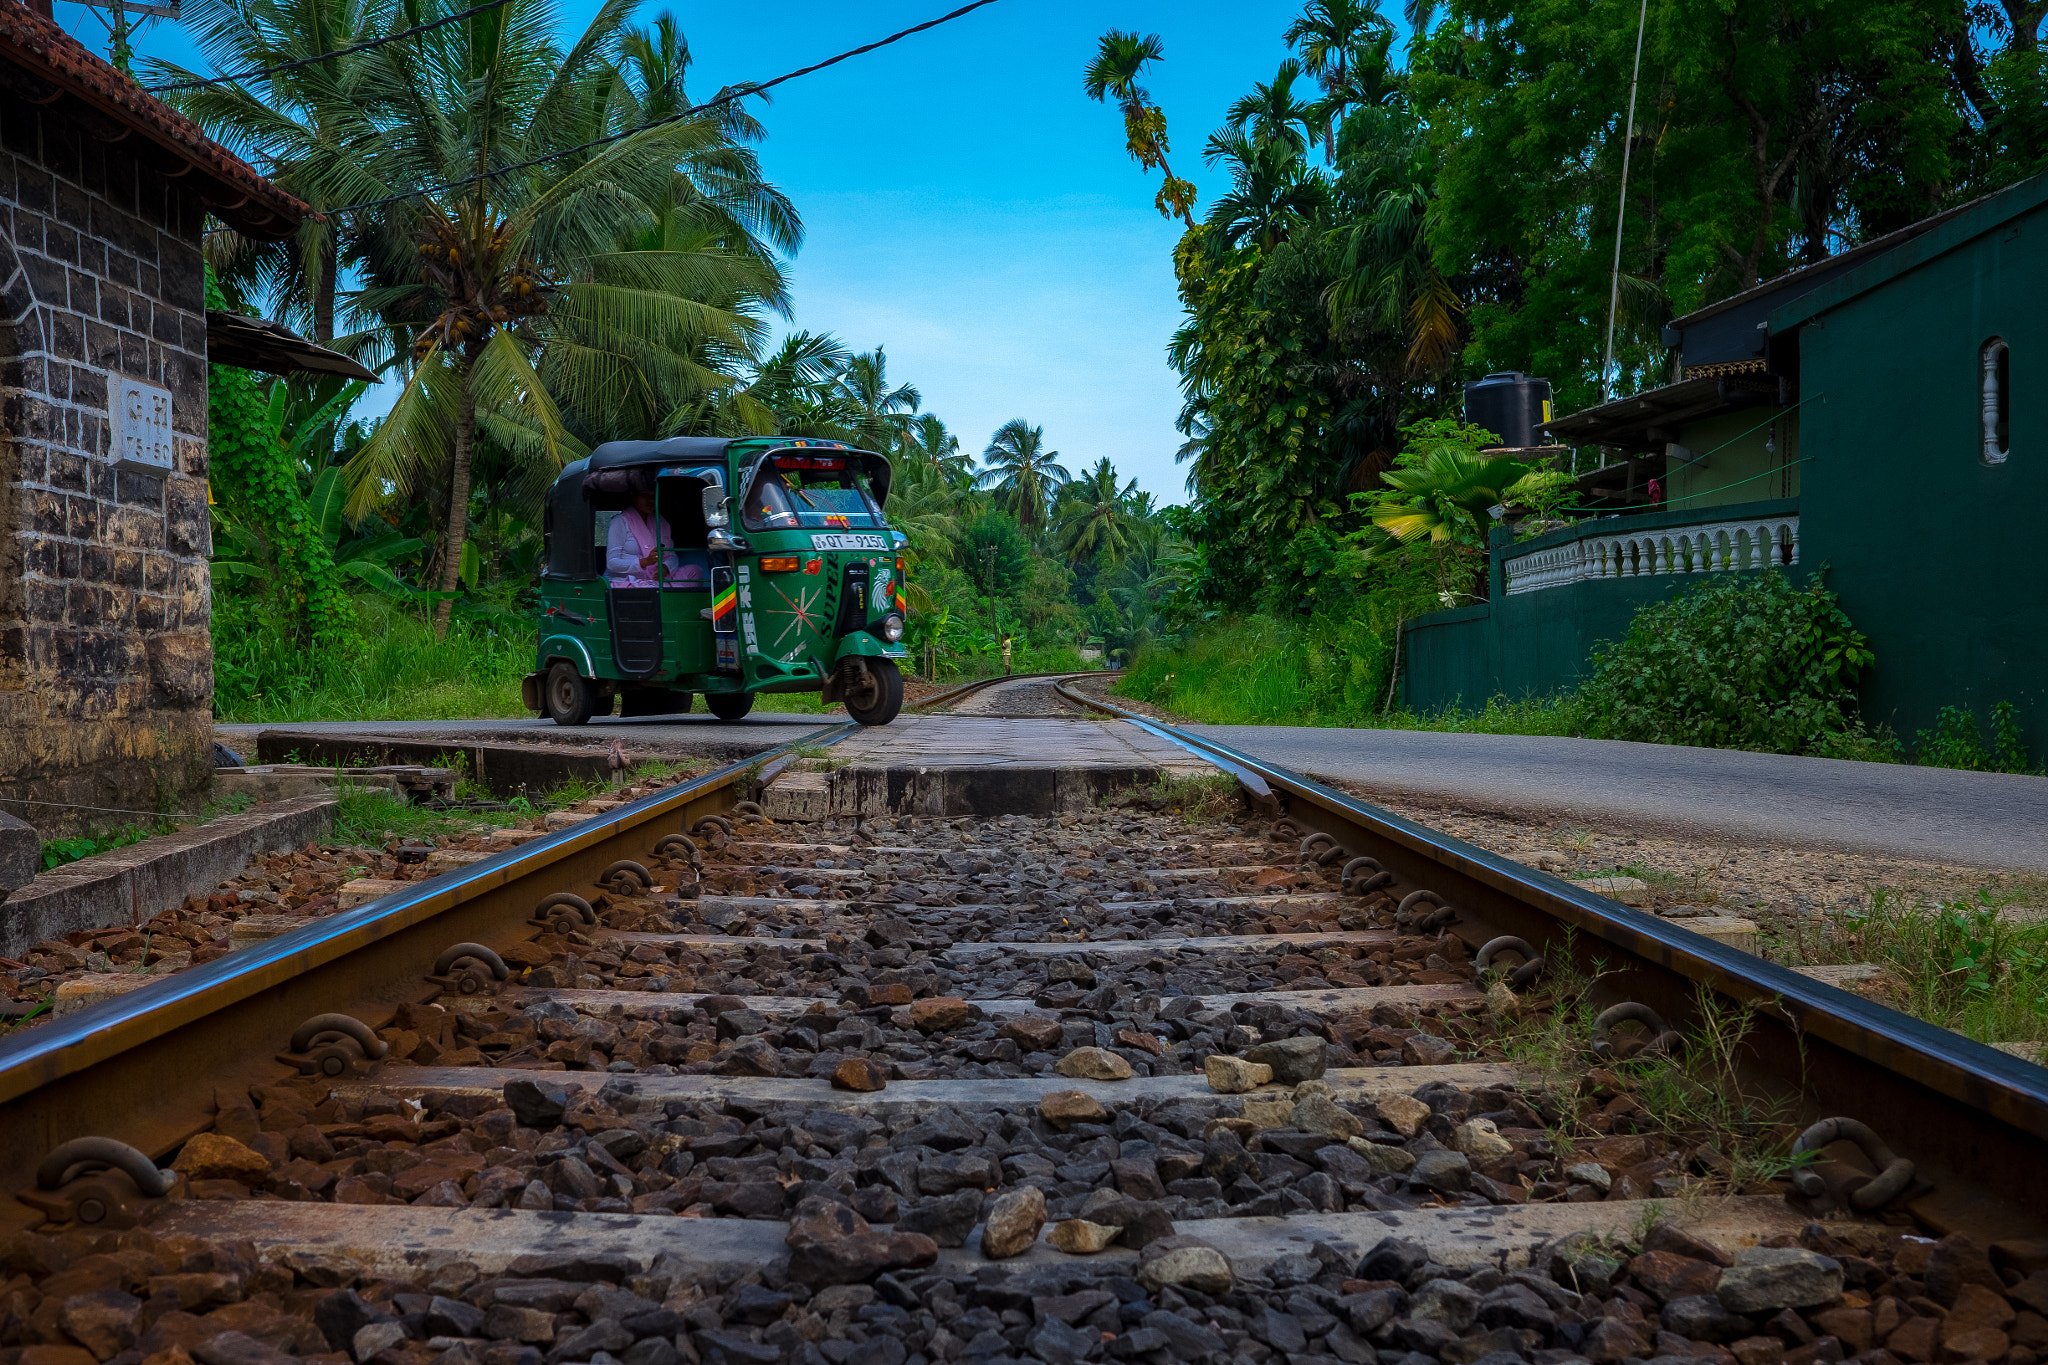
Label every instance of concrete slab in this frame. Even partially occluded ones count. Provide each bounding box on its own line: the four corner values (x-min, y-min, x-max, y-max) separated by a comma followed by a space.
487, 981, 1482, 1019
151, 1194, 1805, 1281
356, 1061, 1519, 1113
797, 716, 1220, 816
0, 793, 336, 960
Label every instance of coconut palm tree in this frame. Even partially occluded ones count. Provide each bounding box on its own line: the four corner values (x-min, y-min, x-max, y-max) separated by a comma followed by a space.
1284, 0, 1395, 160
145, 0, 395, 345
1082, 30, 1197, 228
976, 420, 1070, 533
842, 348, 921, 454
1055, 457, 1141, 565
902, 413, 971, 486
340, 0, 775, 633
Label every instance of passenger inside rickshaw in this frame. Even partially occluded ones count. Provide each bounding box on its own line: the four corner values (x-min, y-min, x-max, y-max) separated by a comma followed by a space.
605, 482, 709, 589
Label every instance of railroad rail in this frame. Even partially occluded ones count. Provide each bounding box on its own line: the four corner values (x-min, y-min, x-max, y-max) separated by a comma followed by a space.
2, 688, 2044, 1365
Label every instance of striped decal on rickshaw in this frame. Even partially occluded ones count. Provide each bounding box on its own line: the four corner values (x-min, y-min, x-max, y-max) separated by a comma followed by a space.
712, 584, 738, 628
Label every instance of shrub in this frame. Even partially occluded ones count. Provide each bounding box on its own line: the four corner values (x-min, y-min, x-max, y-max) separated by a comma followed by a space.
1575, 570, 1883, 757
1915, 701, 2036, 773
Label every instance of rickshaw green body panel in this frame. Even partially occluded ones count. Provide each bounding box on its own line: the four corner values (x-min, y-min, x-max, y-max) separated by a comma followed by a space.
525, 436, 908, 713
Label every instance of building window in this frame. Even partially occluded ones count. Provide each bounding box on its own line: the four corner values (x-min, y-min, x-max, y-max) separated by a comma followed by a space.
1982, 337, 2010, 465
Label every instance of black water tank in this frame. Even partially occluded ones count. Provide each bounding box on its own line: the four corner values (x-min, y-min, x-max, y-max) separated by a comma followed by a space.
1463, 372, 1554, 448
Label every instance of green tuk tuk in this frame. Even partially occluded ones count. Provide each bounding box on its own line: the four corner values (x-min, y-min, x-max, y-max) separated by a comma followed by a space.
522, 436, 909, 726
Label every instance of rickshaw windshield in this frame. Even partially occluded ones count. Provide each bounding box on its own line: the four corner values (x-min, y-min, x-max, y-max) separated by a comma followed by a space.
742, 455, 885, 531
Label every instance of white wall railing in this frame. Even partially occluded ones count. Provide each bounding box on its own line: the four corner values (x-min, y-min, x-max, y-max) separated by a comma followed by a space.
1503, 514, 1800, 596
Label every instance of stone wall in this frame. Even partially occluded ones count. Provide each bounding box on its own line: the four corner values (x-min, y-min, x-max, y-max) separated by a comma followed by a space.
0, 86, 214, 836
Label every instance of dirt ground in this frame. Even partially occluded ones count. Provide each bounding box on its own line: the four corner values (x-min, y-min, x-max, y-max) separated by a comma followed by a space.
1060, 673, 2048, 955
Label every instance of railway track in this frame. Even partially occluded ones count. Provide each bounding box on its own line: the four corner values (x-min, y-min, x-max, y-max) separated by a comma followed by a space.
4, 689, 2047, 1365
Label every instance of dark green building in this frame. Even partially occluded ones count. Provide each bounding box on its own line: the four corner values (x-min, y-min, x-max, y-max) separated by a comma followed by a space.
1404, 175, 2048, 751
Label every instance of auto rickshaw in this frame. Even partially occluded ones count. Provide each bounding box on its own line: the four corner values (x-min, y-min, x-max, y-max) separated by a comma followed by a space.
522, 436, 909, 726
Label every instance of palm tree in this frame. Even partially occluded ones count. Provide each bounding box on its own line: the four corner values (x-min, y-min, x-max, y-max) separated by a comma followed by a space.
1202, 130, 1327, 253
741, 330, 853, 434
1284, 0, 1395, 160
1082, 30, 1197, 228
1324, 110, 1463, 388
1223, 59, 1318, 155
145, 0, 394, 345
1055, 457, 1141, 565
977, 420, 1070, 533
340, 0, 773, 633
842, 348, 921, 453
902, 413, 971, 486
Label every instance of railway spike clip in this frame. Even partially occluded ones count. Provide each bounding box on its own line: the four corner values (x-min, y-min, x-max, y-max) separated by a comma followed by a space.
1395, 889, 1458, 933
1340, 856, 1393, 895
1790, 1116, 1918, 1211
1474, 935, 1546, 989
653, 832, 704, 871
693, 814, 733, 851
430, 942, 510, 995
1297, 831, 1346, 869
531, 892, 597, 937
279, 1013, 389, 1078
599, 859, 655, 898
17, 1138, 178, 1228
1591, 1002, 1685, 1061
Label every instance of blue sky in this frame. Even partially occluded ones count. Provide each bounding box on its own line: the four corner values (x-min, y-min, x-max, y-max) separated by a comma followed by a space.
61, 0, 1312, 502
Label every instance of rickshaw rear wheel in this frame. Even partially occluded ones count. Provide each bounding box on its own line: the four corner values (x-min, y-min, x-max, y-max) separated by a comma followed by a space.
706, 691, 755, 722
843, 659, 904, 726
543, 662, 596, 726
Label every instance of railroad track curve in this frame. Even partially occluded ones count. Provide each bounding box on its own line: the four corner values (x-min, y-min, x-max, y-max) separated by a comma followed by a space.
3, 692, 2045, 1365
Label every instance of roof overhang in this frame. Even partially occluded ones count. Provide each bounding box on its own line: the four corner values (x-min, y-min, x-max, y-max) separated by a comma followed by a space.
205, 312, 377, 381
0, 5, 305, 241
1542, 372, 1784, 453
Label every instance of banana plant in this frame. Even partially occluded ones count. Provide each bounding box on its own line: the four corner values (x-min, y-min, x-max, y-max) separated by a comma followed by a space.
305, 466, 425, 597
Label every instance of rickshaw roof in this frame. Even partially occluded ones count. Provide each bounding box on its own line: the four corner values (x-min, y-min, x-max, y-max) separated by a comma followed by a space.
557, 436, 891, 502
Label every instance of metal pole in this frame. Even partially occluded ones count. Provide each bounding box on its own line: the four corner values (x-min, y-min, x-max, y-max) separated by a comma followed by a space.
1600, 0, 1651, 403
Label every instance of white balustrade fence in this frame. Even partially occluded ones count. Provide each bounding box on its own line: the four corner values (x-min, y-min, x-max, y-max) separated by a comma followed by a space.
1503, 514, 1800, 596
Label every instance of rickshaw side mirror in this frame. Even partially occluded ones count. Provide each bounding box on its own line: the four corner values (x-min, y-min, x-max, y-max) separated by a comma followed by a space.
702, 487, 730, 528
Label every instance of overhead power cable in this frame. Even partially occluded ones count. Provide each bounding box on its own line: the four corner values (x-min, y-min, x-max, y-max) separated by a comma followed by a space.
327, 0, 1004, 214
142, 0, 514, 92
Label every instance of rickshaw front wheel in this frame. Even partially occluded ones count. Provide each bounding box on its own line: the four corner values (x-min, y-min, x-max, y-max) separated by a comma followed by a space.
543, 662, 596, 726
843, 659, 904, 727
706, 691, 755, 722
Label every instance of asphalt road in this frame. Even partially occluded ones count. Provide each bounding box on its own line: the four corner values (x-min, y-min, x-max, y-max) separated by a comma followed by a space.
1186, 725, 2048, 873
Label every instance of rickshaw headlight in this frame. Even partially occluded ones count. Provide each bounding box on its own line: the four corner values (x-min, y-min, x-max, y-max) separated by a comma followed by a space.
879, 614, 904, 643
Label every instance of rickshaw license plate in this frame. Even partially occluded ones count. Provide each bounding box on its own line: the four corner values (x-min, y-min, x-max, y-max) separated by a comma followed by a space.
810, 533, 888, 551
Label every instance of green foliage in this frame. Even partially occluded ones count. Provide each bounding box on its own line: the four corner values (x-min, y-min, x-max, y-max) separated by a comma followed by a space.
962, 511, 1031, 597
1915, 701, 2037, 773
41, 822, 169, 872
1781, 889, 2048, 1046
206, 272, 350, 652
1575, 571, 1883, 757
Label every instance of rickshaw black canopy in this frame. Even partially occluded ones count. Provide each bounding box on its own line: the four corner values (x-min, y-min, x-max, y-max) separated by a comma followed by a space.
540, 437, 893, 581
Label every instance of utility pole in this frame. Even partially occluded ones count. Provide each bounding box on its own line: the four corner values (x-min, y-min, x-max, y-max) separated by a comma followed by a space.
73, 0, 181, 72
1600, 0, 1651, 403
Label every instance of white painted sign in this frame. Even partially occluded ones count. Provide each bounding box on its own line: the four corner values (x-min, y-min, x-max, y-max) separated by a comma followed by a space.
809, 532, 887, 551
109, 377, 174, 475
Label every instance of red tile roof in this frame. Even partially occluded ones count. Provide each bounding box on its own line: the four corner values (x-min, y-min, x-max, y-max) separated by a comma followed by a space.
0, 0, 305, 240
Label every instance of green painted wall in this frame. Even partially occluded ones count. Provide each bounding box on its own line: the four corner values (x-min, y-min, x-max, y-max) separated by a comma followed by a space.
1665, 407, 1802, 509
1403, 500, 1803, 712
1794, 200, 2048, 751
